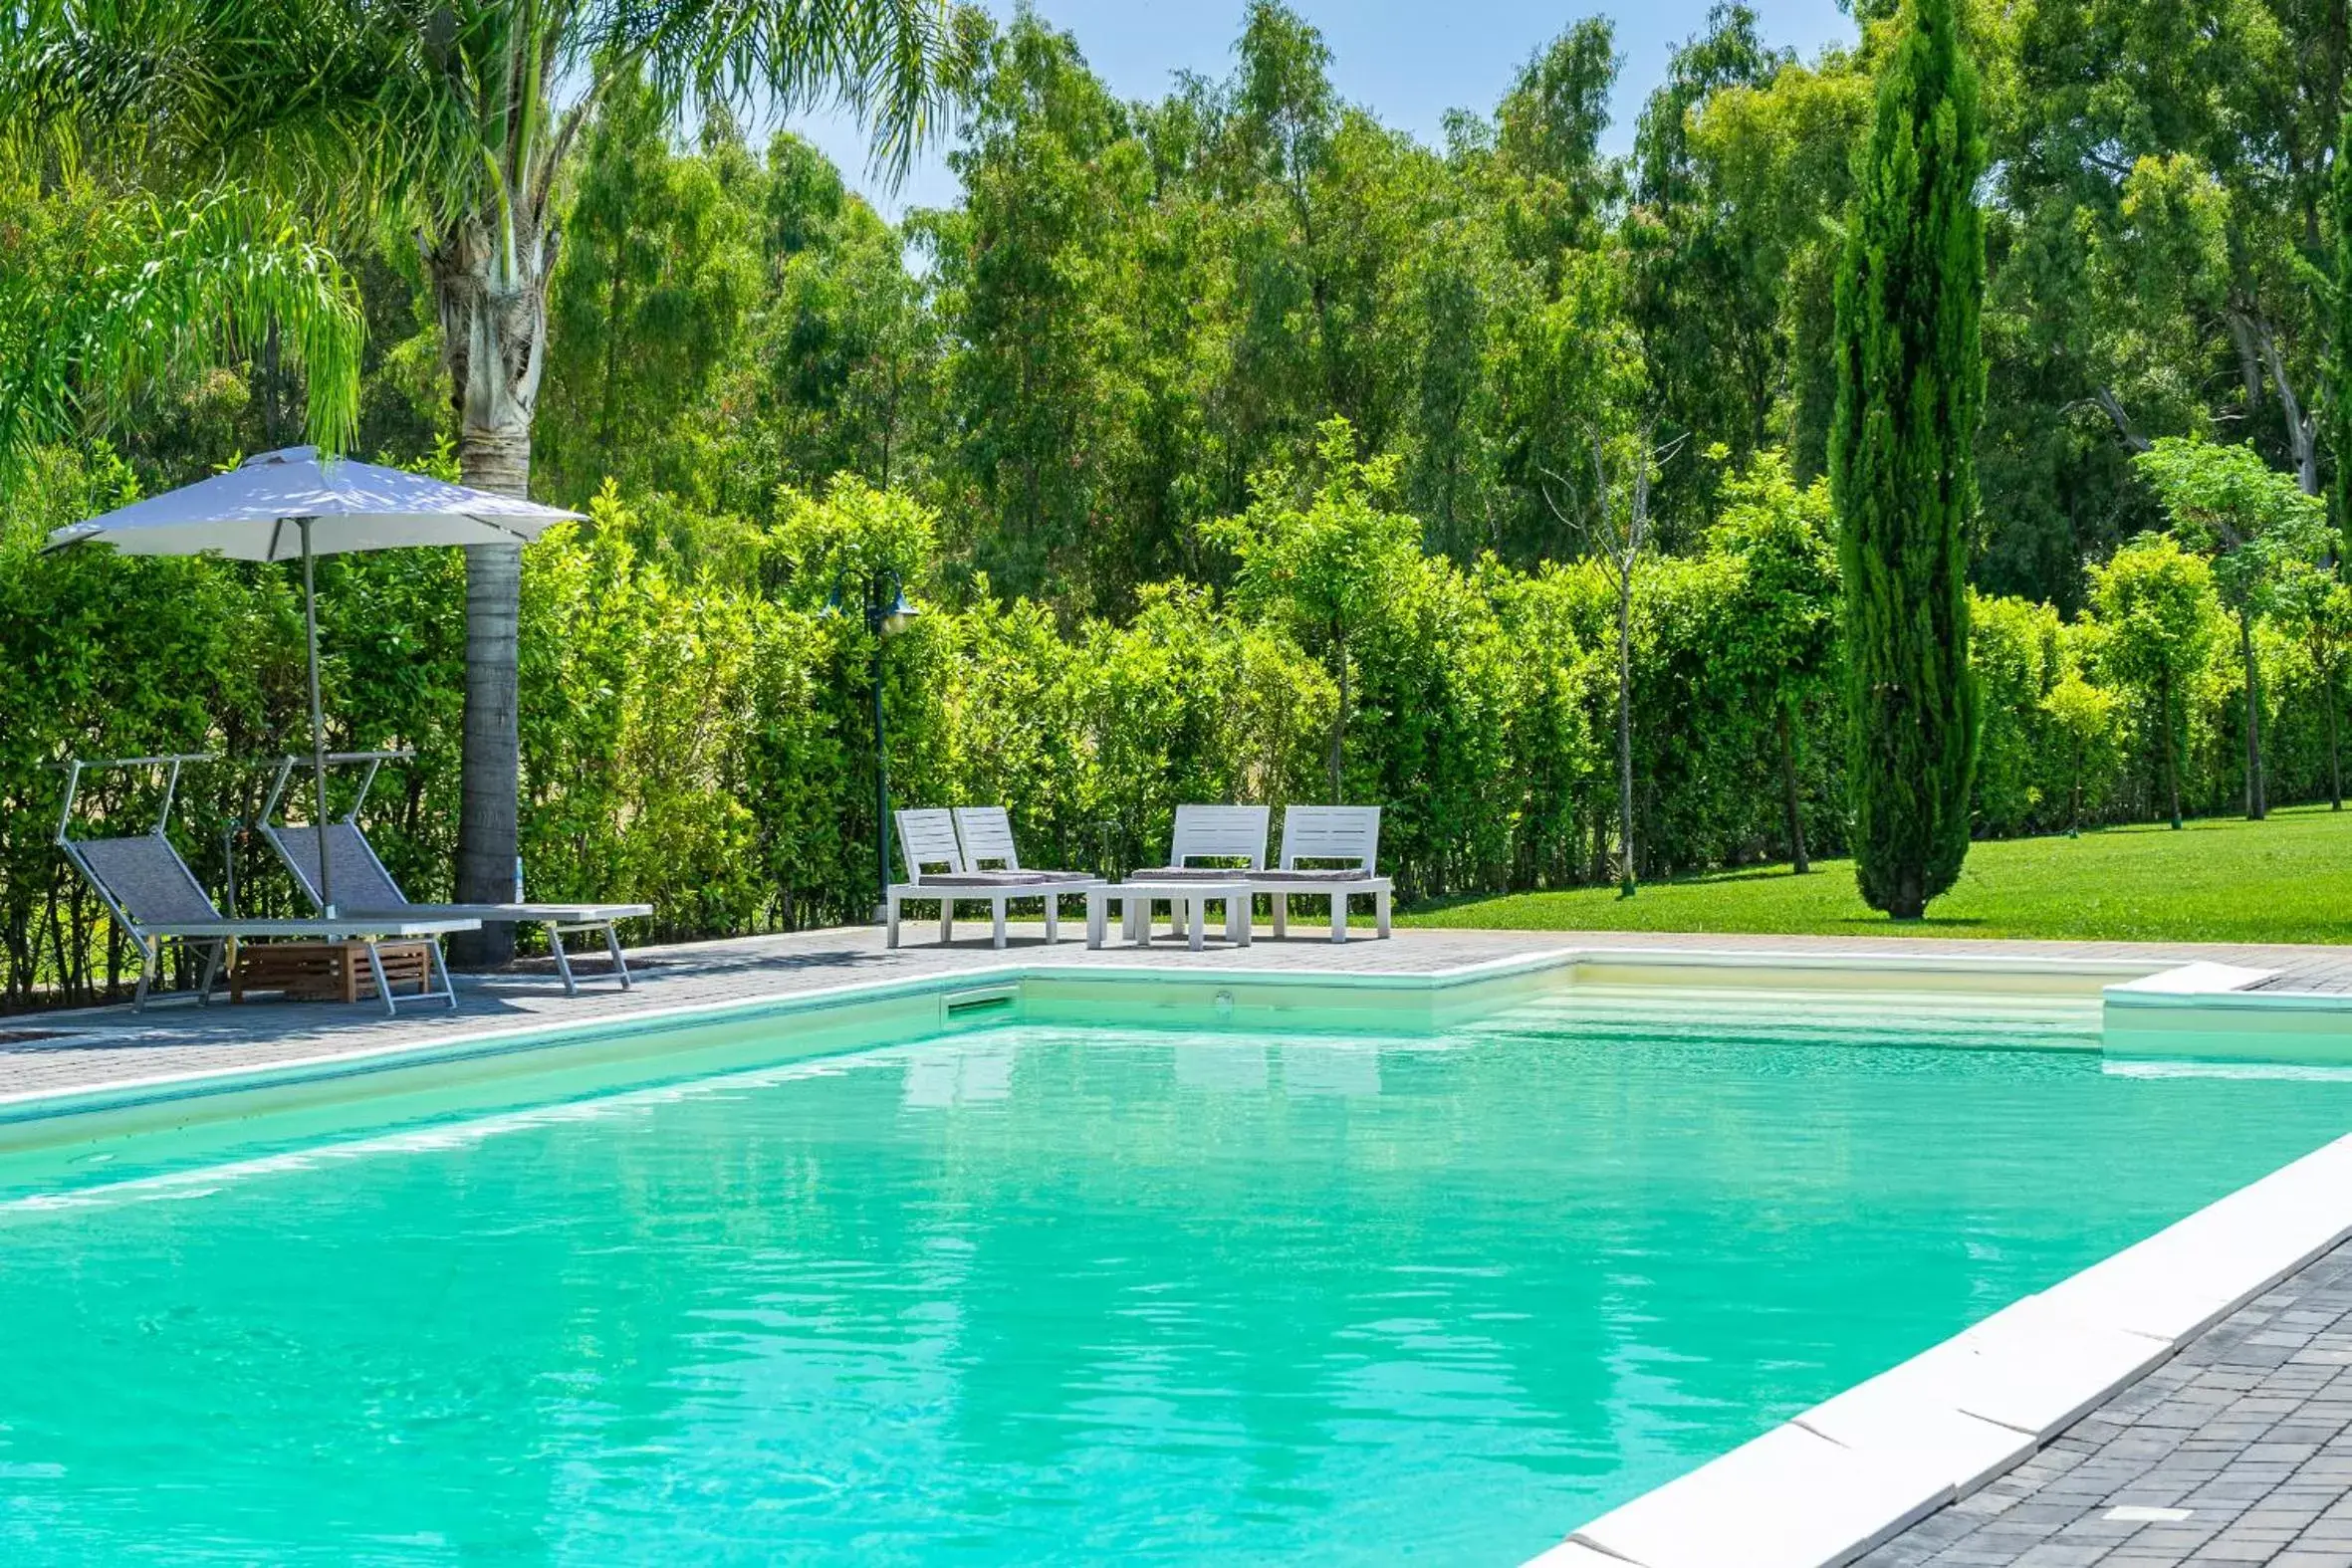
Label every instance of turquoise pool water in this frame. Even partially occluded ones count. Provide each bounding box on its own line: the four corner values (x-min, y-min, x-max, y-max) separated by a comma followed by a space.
5, 995, 2352, 1566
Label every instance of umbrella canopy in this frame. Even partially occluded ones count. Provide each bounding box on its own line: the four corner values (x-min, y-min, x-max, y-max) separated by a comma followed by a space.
46, 445, 579, 557
48, 446, 582, 921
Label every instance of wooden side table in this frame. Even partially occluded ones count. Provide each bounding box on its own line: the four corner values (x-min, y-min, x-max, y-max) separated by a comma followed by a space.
230, 939, 437, 1005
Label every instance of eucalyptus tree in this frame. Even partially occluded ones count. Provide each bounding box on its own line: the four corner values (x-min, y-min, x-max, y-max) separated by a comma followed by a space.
1209, 418, 1420, 805
1705, 447, 1837, 873
2134, 436, 2329, 819
2091, 534, 2223, 830
8, 0, 965, 961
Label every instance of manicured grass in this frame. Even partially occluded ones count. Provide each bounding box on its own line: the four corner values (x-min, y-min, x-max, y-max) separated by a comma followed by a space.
1400, 803, 2352, 945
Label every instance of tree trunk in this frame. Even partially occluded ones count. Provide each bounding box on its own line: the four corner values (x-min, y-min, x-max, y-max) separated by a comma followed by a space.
1615, 579, 1636, 897
430, 211, 554, 969
1776, 704, 1809, 874
2329, 664, 2344, 810
1328, 624, 1348, 804
2160, 674, 2183, 830
2239, 609, 2266, 819
2253, 316, 2322, 495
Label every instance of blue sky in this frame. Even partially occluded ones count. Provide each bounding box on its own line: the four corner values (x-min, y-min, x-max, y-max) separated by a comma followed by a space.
782, 0, 1859, 217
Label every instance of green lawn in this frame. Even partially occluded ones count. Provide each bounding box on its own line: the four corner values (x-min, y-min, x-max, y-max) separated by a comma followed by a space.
1400, 804, 2352, 945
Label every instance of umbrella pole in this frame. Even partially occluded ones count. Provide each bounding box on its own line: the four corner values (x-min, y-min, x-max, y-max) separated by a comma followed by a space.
299, 518, 336, 919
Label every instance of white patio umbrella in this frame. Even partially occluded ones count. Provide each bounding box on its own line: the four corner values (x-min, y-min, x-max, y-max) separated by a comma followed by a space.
47, 446, 582, 915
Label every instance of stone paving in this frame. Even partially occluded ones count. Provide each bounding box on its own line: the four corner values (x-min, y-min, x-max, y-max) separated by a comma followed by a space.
1863, 1241, 2352, 1568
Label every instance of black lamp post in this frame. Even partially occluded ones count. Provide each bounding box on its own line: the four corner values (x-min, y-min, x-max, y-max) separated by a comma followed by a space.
824, 569, 920, 921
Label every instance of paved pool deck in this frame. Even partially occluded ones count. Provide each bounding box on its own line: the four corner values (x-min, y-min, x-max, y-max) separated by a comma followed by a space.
15, 921, 2352, 1567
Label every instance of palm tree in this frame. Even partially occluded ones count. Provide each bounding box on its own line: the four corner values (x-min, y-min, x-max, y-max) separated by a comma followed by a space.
8, 0, 964, 962
1, 174, 362, 484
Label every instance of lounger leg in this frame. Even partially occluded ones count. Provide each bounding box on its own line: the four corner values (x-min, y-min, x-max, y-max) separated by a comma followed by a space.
887, 890, 901, 949
547, 920, 578, 998
1331, 893, 1348, 944
602, 922, 631, 989
1045, 897, 1058, 944
427, 938, 457, 1008
1228, 897, 1249, 947
992, 898, 1008, 950
363, 940, 395, 1017
196, 937, 227, 1004
132, 936, 157, 1011
1376, 888, 1391, 939
941, 897, 953, 945
1272, 895, 1288, 939
1086, 893, 1106, 950
1171, 897, 1188, 942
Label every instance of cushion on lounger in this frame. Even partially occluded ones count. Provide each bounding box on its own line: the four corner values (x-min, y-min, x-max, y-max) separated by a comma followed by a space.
1250, 868, 1380, 883
917, 871, 1070, 887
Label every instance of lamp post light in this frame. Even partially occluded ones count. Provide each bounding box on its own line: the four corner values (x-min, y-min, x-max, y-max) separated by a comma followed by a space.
824, 569, 920, 922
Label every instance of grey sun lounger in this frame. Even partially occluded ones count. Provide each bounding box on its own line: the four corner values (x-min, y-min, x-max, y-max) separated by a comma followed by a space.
885, 807, 1099, 949
261, 752, 653, 996
55, 755, 475, 1013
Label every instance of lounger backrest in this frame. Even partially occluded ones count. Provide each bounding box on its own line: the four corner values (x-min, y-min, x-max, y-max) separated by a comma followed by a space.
1277, 805, 1382, 872
951, 806, 1024, 871
68, 835, 220, 928
268, 822, 410, 913
895, 809, 966, 883
1168, 804, 1270, 868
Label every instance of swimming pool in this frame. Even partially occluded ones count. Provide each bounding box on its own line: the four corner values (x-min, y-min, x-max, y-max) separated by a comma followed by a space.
4, 989, 2350, 1566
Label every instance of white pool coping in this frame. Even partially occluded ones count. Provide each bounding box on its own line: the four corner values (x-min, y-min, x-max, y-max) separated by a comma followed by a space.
1530, 1123, 2352, 1568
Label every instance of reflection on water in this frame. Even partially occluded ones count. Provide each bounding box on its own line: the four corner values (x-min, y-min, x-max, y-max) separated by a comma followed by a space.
2, 1002, 2350, 1567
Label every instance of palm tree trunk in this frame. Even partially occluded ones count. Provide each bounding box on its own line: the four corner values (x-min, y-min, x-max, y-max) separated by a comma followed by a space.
431, 214, 553, 968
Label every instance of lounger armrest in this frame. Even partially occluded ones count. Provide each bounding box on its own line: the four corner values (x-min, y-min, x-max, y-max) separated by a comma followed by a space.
1248, 870, 1389, 886
137, 917, 481, 938
1129, 865, 1256, 880
385, 902, 654, 923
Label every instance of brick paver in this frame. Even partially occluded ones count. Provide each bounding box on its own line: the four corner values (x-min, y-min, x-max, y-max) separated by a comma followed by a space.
1862, 1243, 2352, 1568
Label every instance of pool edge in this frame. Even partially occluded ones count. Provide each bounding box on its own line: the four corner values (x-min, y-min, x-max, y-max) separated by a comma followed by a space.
0, 940, 2169, 1130
1538, 1123, 2352, 1568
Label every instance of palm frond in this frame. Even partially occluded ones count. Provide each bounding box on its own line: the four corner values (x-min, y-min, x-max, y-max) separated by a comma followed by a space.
0, 179, 363, 482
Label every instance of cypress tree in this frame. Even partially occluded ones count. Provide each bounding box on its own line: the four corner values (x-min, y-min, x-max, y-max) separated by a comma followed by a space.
1827, 0, 1985, 921
2332, 102, 2352, 569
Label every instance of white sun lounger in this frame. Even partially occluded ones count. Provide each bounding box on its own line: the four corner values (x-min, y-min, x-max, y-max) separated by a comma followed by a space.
260, 752, 652, 996
1128, 802, 1389, 942
1121, 803, 1271, 941
1256, 805, 1393, 943
54, 755, 475, 1013
885, 807, 1098, 949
